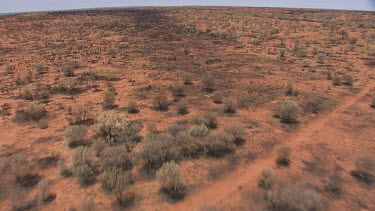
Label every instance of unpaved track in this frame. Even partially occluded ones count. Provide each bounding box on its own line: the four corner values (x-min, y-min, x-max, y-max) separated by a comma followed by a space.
171, 81, 375, 211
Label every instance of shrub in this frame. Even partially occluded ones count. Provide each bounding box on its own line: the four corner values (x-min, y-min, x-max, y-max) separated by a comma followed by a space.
5, 64, 15, 74
202, 75, 216, 92
94, 112, 132, 145
103, 87, 116, 110
142, 134, 180, 172
268, 187, 324, 211
9, 155, 37, 186
371, 96, 375, 109
23, 102, 46, 121
111, 173, 136, 207
57, 160, 72, 177
182, 73, 193, 85
223, 98, 237, 113
36, 179, 54, 204
171, 83, 185, 97
71, 104, 92, 124
212, 91, 224, 104
63, 125, 88, 148
258, 168, 275, 190
352, 156, 375, 183
100, 147, 133, 171
91, 139, 108, 157
175, 131, 205, 158
188, 124, 209, 138
342, 75, 354, 85
192, 112, 217, 129
35, 63, 46, 74
177, 99, 189, 115
224, 125, 246, 145
285, 83, 296, 96
153, 92, 168, 111
34, 83, 50, 100
101, 168, 133, 193
39, 119, 48, 129
326, 70, 332, 80
72, 147, 98, 185
304, 95, 332, 113
276, 146, 292, 166
79, 199, 96, 211
205, 131, 236, 157
275, 100, 298, 124
20, 88, 33, 100
126, 100, 139, 114
62, 64, 75, 77
333, 76, 342, 86
166, 122, 188, 137
156, 161, 187, 200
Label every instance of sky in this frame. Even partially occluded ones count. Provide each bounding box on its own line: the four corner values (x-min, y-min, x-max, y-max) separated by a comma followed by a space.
0, 0, 374, 13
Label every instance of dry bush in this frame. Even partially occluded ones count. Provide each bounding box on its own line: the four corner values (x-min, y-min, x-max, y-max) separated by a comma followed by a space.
62, 64, 75, 77
276, 146, 292, 166
192, 112, 218, 129
224, 125, 246, 145
9, 154, 39, 187
36, 179, 54, 204
11, 187, 37, 211
103, 87, 116, 110
34, 83, 50, 100
285, 83, 297, 96
332, 76, 342, 86
63, 125, 89, 148
212, 91, 224, 104
175, 131, 205, 158
153, 92, 168, 111
303, 95, 333, 114
18, 102, 46, 121
371, 96, 375, 109
352, 156, 375, 183
94, 112, 133, 145
57, 160, 72, 177
156, 161, 186, 200
268, 187, 324, 211
258, 168, 275, 190
188, 124, 209, 138
79, 199, 96, 211
202, 75, 216, 92
142, 134, 180, 172
71, 104, 93, 124
223, 98, 237, 113
275, 100, 299, 124
112, 173, 136, 207
182, 73, 193, 85
72, 147, 98, 186
101, 168, 133, 194
166, 122, 188, 137
205, 131, 236, 157
100, 147, 133, 171
126, 100, 139, 114
176, 99, 189, 115
342, 75, 354, 85
35, 63, 46, 74
171, 83, 185, 97
20, 88, 33, 100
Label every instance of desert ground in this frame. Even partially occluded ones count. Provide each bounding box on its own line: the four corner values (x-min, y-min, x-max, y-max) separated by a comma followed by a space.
0, 7, 374, 211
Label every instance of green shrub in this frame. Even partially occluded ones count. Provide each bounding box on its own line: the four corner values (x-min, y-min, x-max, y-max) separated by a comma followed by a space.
126, 100, 139, 114
100, 147, 133, 171
23, 102, 46, 121
258, 168, 275, 190
72, 147, 98, 185
142, 134, 180, 172
268, 187, 324, 211
212, 91, 224, 104
153, 92, 168, 111
103, 87, 116, 110
177, 99, 189, 115
202, 75, 216, 92
276, 146, 292, 166
205, 131, 236, 157
275, 100, 298, 124
156, 161, 187, 200
352, 156, 375, 183
192, 112, 217, 129
188, 124, 209, 138
94, 112, 132, 145
223, 98, 237, 113
224, 125, 246, 145
63, 125, 88, 148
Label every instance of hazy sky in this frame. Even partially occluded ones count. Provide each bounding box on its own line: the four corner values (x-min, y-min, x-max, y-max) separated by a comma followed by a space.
0, 0, 374, 13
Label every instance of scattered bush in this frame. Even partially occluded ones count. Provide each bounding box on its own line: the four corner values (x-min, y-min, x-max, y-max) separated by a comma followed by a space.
342, 75, 354, 85
202, 75, 216, 92
188, 124, 209, 138
100, 147, 133, 171
212, 91, 224, 104
63, 125, 89, 148
352, 156, 375, 183
126, 100, 139, 114
156, 161, 187, 200
192, 112, 217, 129
57, 160, 72, 177
258, 168, 275, 190
224, 125, 246, 145
275, 100, 298, 124
177, 99, 189, 115
103, 86, 116, 110
333, 76, 342, 86
205, 131, 236, 157
72, 147, 98, 186
223, 98, 237, 113
153, 92, 168, 111
276, 146, 292, 166
268, 187, 324, 211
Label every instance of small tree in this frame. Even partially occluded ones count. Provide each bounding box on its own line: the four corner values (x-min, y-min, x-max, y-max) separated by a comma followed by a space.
156, 161, 186, 199
276, 146, 292, 166
275, 100, 299, 124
